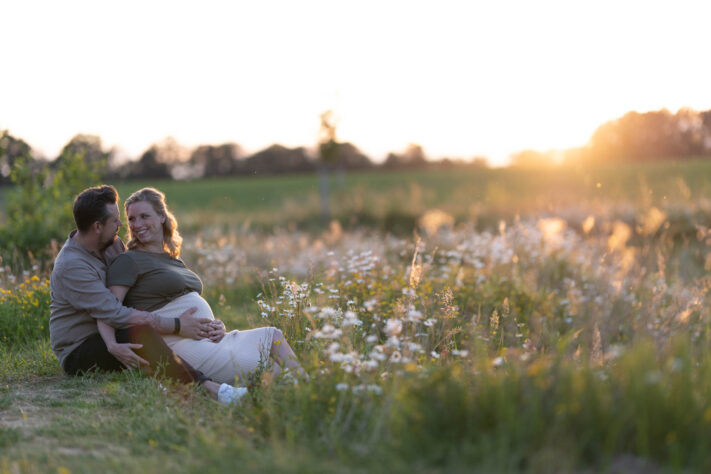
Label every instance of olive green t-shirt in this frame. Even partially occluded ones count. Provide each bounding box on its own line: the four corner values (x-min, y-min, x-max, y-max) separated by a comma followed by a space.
106, 250, 203, 312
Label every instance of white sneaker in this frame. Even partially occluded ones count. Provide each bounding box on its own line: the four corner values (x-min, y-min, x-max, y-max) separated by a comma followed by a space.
217, 383, 248, 406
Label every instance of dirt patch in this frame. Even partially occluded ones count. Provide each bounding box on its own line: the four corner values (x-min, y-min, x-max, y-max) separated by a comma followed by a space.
0, 376, 98, 435
0, 376, 134, 459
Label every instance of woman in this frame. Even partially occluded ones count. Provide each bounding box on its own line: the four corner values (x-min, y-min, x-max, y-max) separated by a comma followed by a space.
97, 187, 306, 386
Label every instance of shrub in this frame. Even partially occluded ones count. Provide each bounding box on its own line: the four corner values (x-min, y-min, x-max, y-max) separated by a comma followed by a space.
0, 152, 104, 267
0, 276, 51, 345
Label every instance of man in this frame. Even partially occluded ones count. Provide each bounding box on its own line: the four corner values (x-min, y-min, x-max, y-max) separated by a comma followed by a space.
49, 185, 244, 404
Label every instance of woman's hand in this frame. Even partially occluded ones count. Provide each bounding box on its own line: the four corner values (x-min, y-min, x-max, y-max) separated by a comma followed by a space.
207, 319, 226, 343
107, 342, 149, 370
97, 319, 148, 369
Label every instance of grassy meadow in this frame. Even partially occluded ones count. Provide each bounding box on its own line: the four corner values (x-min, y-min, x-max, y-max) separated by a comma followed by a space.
2, 160, 711, 473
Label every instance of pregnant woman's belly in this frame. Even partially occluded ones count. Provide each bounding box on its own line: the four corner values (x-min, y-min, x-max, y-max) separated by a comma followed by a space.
153, 291, 215, 320
153, 292, 215, 347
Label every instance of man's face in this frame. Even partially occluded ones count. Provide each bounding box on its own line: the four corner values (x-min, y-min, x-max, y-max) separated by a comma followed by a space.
98, 203, 122, 250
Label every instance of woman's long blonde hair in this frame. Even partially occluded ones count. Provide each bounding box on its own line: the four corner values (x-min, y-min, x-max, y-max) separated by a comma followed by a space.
124, 187, 183, 258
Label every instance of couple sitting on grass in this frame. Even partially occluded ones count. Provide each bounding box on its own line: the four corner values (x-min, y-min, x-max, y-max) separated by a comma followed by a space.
49, 185, 306, 405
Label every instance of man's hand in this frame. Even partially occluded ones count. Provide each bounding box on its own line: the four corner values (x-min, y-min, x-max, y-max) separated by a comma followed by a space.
207, 319, 226, 343
107, 342, 149, 370
178, 307, 213, 340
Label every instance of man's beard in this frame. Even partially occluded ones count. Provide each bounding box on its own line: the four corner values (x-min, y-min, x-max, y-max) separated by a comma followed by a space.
100, 234, 117, 251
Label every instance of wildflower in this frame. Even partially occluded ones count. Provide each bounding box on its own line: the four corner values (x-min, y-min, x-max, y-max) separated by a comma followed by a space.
605, 344, 624, 361
431, 351, 440, 359
492, 356, 504, 367
423, 318, 436, 327
489, 309, 500, 333
384, 318, 402, 336
365, 335, 378, 344
319, 307, 337, 319
370, 346, 387, 361
582, 215, 595, 234
452, 349, 469, 357
363, 360, 379, 370
406, 309, 423, 321
406, 342, 423, 353
390, 351, 402, 363
329, 352, 346, 362
336, 383, 349, 391
342, 311, 362, 327
313, 324, 343, 339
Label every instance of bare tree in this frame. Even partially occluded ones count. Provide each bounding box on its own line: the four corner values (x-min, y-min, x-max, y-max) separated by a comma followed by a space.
318, 110, 339, 222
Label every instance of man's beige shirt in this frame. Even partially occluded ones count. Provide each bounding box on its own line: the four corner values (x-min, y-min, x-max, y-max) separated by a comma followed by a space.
49, 231, 134, 369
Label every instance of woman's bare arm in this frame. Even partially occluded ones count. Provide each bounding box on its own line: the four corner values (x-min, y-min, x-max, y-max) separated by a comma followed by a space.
108, 285, 130, 304
96, 284, 148, 368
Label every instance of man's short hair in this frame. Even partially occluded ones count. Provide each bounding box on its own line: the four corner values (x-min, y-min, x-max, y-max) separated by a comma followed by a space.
73, 185, 119, 232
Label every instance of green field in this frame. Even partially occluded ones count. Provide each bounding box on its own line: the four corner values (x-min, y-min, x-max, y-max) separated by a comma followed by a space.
109, 161, 711, 232
2, 160, 711, 472
2, 160, 711, 232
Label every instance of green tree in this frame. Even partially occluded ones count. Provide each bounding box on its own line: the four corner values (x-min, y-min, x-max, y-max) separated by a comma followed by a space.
55, 134, 113, 171
119, 137, 188, 179
0, 150, 104, 267
587, 108, 711, 162
0, 130, 33, 186
188, 143, 242, 178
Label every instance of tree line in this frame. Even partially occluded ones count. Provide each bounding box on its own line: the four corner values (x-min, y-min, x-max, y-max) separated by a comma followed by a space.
3, 107, 711, 182
0, 133, 485, 186
509, 107, 711, 168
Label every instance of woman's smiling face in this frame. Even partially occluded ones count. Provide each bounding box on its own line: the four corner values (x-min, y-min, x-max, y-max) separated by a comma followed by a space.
127, 200, 164, 250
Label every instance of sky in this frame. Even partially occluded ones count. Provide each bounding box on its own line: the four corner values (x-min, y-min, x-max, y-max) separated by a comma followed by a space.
2, 0, 711, 166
